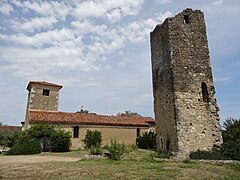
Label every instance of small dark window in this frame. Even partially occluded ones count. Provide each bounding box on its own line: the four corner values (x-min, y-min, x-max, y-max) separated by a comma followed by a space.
42, 89, 50, 96
73, 126, 79, 138
156, 69, 159, 78
201, 82, 209, 102
184, 15, 190, 24
136, 128, 140, 138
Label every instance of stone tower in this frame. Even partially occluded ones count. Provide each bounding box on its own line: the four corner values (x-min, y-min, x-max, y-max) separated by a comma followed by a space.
150, 8, 222, 157
24, 81, 62, 128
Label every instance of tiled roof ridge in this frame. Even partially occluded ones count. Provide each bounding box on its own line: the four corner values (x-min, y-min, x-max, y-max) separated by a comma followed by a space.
27, 81, 62, 90
28, 110, 154, 127
29, 109, 154, 119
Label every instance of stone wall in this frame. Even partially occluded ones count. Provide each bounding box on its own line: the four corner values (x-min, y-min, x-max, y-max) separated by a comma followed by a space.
151, 8, 222, 157
27, 84, 60, 111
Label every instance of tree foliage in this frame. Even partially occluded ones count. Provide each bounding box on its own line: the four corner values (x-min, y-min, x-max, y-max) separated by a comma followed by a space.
107, 140, 125, 160
76, 106, 89, 113
50, 129, 71, 152
5, 124, 71, 154
27, 124, 55, 138
6, 135, 41, 155
117, 111, 141, 117
0, 130, 21, 148
83, 130, 102, 148
136, 131, 156, 150
221, 118, 240, 160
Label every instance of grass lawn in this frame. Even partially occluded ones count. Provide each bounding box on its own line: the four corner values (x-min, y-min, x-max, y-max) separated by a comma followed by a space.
0, 149, 240, 180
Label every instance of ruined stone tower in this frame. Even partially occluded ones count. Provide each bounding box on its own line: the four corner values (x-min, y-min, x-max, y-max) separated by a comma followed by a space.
150, 9, 222, 157
24, 81, 62, 128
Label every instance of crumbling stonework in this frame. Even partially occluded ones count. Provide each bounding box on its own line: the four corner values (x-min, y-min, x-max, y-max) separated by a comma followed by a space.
150, 8, 222, 157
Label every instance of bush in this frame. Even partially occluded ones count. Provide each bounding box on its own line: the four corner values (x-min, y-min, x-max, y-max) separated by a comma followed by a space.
221, 118, 240, 160
6, 136, 41, 155
27, 124, 55, 138
136, 131, 156, 150
89, 147, 103, 155
0, 130, 21, 148
50, 129, 71, 152
189, 149, 226, 160
123, 144, 138, 153
151, 150, 172, 159
107, 140, 125, 160
83, 130, 102, 148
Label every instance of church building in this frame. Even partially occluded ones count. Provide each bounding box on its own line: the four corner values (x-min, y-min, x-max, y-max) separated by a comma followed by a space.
23, 81, 154, 149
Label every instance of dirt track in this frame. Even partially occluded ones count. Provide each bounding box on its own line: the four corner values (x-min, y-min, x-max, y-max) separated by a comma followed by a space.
0, 155, 80, 164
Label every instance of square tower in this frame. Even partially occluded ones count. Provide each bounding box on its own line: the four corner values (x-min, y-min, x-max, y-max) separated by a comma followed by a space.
24, 81, 62, 128
150, 9, 222, 157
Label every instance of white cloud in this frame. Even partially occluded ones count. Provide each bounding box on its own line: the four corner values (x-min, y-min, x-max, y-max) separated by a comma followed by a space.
72, 0, 144, 22
12, 0, 72, 20
12, 16, 57, 32
214, 75, 232, 82
213, 0, 224, 7
0, 46, 97, 79
156, 0, 172, 4
0, 2, 13, 15
1, 28, 75, 47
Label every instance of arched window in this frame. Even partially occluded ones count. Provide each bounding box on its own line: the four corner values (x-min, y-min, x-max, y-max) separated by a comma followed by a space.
201, 82, 209, 102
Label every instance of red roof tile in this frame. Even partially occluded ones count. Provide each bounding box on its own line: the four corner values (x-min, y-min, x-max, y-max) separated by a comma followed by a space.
29, 110, 154, 127
27, 81, 62, 90
0, 126, 21, 132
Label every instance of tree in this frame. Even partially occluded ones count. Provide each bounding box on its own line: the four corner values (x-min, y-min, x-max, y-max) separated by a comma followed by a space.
117, 111, 141, 117
76, 106, 89, 113
50, 129, 71, 152
221, 118, 240, 160
83, 130, 102, 148
0, 122, 2, 126
136, 131, 156, 150
0, 130, 21, 148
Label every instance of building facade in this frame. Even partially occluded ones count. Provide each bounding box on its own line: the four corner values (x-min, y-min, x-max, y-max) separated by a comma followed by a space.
24, 81, 155, 149
150, 8, 222, 157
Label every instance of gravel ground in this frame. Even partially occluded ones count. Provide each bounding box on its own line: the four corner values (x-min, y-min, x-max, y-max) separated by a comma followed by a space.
0, 155, 80, 164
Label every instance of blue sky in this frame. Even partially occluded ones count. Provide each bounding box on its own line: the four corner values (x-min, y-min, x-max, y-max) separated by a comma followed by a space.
0, 0, 239, 126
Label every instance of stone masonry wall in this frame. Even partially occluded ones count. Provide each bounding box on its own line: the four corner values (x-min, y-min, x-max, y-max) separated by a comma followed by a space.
28, 84, 60, 111
151, 8, 222, 157
151, 20, 178, 152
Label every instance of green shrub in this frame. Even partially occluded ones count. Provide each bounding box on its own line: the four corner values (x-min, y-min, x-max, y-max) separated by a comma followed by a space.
6, 136, 41, 155
107, 140, 125, 160
123, 144, 138, 153
221, 118, 240, 160
89, 147, 103, 155
151, 150, 171, 159
136, 131, 156, 150
0, 130, 21, 148
83, 130, 102, 148
28, 124, 55, 138
189, 149, 226, 160
50, 129, 71, 152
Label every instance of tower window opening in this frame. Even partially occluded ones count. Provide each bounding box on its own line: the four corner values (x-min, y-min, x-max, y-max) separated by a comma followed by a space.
73, 126, 79, 138
156, 69, 159, 78
42, 89, 50, 96
184, 15, 190, 24
201, 82, 209, 102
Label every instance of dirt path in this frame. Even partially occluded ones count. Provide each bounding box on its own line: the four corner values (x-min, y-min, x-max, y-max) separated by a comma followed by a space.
0, 155, 80, 164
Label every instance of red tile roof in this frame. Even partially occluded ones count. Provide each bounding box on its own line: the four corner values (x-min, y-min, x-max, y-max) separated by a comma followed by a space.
0, 126, 21, 132
27, 81, 62, 90
29, 110, 154, 127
